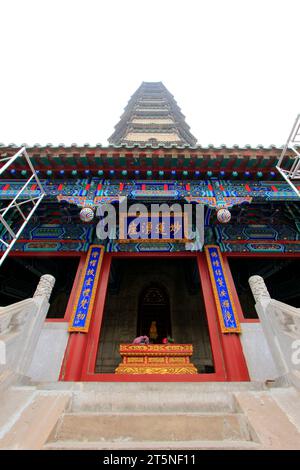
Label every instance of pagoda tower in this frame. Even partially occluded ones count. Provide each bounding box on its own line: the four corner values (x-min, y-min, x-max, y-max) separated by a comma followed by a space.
108, 81, 197, 146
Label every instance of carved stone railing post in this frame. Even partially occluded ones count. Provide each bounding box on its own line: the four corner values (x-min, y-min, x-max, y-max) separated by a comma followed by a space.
249, 275, 271, 303
33, 274, 55, 302
248, 274, 300, 388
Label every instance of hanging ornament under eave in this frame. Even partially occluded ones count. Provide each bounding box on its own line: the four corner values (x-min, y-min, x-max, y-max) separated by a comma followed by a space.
217, 208, 231, 224
79, 207, 94, 223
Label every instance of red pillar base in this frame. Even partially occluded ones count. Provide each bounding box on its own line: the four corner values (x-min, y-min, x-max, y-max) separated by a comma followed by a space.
60, 332, 88, 381
221, 333, 249, 381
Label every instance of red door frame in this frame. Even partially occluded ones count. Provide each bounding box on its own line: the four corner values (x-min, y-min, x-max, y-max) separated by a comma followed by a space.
61, 251, 249, 382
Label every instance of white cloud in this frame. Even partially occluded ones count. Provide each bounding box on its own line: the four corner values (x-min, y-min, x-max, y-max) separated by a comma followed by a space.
0, 0, 299, 146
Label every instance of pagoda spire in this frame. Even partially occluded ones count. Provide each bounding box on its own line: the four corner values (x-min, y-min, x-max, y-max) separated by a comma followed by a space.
108, 82, 197, 146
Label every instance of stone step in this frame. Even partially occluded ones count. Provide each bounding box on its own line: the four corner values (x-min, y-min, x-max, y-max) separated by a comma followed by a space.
0, 387, 36, 440
47, 412, 254, 444
70, 390, 237, 413
234, 390, 300, 449
34, 381, 267, 413
0, 392, 70, 449
34, 381, 266, 393
44, 439, 261, 450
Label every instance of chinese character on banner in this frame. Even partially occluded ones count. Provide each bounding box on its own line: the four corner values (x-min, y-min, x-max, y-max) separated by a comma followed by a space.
141, 221, 152, 235
69, 246, 104, 333
205, 245, 240, 333
155, 222, 167, 236
170, 221, 182, 236
128, 221, 138, 236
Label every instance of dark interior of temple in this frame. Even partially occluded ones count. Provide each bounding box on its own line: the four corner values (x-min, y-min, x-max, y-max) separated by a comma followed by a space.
96, 257, 214, 374
0, 256, 80, 318
229, 257, 300, 318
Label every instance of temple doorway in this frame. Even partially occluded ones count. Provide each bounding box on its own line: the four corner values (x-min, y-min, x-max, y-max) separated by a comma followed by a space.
95, 257, 214, 374
137, 283, 171, 343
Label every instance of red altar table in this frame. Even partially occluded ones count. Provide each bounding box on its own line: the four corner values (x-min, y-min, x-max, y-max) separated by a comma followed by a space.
115, 344, 197, 374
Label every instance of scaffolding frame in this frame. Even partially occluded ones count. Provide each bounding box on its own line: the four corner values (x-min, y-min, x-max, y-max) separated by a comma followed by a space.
276, 114, 300, 197
0, 147, 45, 266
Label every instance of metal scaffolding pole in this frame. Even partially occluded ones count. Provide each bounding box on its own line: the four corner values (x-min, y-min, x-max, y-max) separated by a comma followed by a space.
0, 147, 45, 266
276, 114, 300, 197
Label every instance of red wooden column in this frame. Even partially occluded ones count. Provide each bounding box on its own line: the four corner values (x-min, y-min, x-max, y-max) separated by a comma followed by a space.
60, 252, 111, 382
220, 254, 251, 381
60, 332, 89, 381
197, 253, 227, 380
59, 252, 87, 381
218, 250, 249, 381
221, 333, 249, 381
200, 250, 249, 382
81, 253, 112, 380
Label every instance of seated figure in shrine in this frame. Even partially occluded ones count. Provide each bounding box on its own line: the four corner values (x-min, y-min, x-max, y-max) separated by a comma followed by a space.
149, 320, 158, 343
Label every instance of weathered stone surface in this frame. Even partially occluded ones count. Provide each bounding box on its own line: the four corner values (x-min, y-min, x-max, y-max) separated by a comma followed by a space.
0, 387, 35, 439
33, 274, 55, 302
27, 322, 69, 382
0, 273, 56, 386
240, 322, 278, 381
69, 382, 240, 413
234, 391, 300, 449
249, 274, 300, 387
0, 393, 70, 450
255, 298, 300, 384
249, 275, 271, 303
48, 412, 252, 443
270, 387, 300, 433
44, 440, 261, 450
2, 380, 300, 450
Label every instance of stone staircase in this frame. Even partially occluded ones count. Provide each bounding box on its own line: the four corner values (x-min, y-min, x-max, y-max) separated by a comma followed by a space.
44, 382, 261, 450
0, 381, 292, 450
1, 275, 300, 449
1, 381, 300, 449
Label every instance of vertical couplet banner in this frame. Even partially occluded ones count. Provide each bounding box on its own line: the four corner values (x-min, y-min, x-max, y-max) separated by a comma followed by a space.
69, 245, 104, 333
205, 245, 241, 333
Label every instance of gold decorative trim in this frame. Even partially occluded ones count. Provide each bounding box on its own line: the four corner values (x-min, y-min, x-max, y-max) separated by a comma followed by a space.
115, 366, 197, 375
115, 344, 197, 374
119, 344, 193, 356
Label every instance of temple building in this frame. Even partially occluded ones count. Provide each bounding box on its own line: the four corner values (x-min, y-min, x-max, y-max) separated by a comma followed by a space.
0, 82, 300, 449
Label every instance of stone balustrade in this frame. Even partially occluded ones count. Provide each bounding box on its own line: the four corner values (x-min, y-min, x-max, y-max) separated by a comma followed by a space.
0, 274, 55, 389
249, 275, 300, 388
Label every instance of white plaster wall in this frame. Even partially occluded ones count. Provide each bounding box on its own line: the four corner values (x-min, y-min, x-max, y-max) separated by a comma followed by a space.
240, 322, 279, 382
27, 322, 69, 382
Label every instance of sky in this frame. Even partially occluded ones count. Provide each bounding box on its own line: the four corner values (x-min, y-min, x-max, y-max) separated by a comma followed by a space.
0, 0, 299, 147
